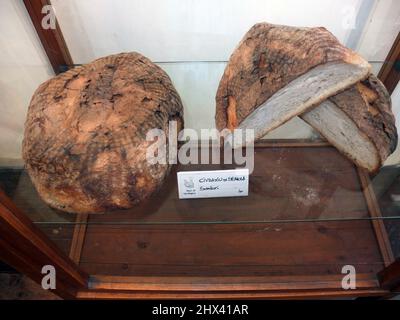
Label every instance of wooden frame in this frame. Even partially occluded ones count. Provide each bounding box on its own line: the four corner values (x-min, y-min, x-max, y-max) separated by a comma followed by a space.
378, 258, 400, 292
69, 214, 88, 264
2, 141, 398, 299
23, 0, 73, 74
0, 189, 88, 299
378, 32, 400, 94
77, 275, 388, 299
4, 1, 400, 299
357, 168, 395, 267
66, 141, 397, 300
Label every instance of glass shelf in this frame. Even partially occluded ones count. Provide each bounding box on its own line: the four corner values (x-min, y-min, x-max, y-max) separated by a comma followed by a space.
1, 141, 399, 291
1, 142, 399, 226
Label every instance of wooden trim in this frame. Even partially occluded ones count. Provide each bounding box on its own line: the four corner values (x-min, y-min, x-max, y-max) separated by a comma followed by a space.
378, 258, 400, 291
378, 32, 400, 94
0, 189, 88, 299
357, 168, 395, 266
77, 289, 388, 300
80, 274, 388, 299
69, 214, 88, 264
89, 274, 379, 291
23, 0, 73, 74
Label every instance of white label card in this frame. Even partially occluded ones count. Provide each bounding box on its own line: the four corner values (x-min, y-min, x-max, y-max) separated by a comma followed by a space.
177, 169, 249, 199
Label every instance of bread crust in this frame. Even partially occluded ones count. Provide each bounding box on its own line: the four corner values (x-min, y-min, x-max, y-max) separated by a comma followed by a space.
23, 52, 183, 213
326, 75, 397, 167
216, 22, 397, 171
215, 22, 369, 131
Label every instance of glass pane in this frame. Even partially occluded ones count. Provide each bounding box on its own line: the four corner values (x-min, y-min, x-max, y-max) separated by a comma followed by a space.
1, 143, 399, 225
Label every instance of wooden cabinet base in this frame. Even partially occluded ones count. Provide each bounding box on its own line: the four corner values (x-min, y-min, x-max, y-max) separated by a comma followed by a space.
1, 141, 399, 299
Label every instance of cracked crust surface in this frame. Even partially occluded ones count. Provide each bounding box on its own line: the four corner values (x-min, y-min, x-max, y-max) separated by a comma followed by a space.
329, 75, 397, 164
216, 22, 397, 171
301, 74, 397, 172
215, 22, 369, 131
23, 52, 183, 213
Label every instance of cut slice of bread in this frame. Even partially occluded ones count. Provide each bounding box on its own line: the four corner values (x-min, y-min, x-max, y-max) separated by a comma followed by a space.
216, 22, 397, 172
232, 61, 370, 142
301, 75, 397, 172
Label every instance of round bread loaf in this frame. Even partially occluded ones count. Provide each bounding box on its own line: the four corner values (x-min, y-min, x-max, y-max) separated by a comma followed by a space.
216, 22, 397, 172
215, 22, 369, 131
22, 52, 183, 213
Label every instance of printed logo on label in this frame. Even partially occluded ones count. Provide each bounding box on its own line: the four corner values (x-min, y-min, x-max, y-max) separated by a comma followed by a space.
177, 169, 249, 199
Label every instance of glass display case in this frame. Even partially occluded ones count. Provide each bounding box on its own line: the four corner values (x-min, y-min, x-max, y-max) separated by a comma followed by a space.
1, 0, 400, 299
